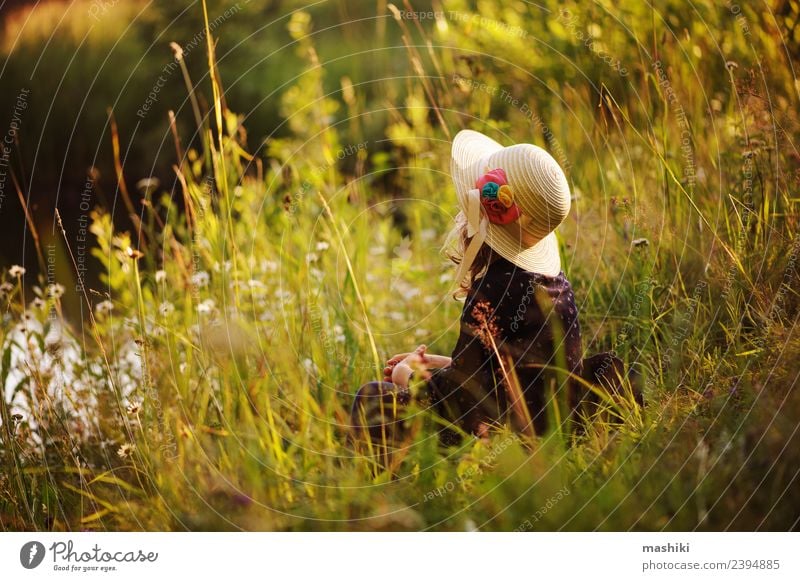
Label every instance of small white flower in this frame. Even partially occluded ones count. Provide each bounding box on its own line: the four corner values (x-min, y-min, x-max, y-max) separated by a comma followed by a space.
159, 302, 175, 317
302, 358, 318, 375
414, 328, 429, 337
32, 297, 46, 309
315, 241, 330, 251
262, 260, 279, 273
259, 311, 276, 322
305, 252, 319, 263
95, 300, 114, 315
126, 400, 142, 415
191, 271, 210, 287
333, 324, 345, 343
0, 282, 13, 294
309, 268, 324, 280
197, 298, 216, 315
46, 283, 65, 299
155, 270, 167, 283
117, 443, 136, 459
247, 279, 265, 289
9, 265, 26, 277
389, 311, 405, 321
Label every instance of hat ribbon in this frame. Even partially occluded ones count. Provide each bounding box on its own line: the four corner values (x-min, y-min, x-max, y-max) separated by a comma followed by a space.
453, 187, 488, 286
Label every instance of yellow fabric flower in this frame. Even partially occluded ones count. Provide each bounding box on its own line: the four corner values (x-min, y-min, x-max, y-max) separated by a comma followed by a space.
497, 185, 514, 208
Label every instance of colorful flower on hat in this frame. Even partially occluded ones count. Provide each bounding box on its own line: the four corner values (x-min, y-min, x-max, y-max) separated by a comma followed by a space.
476, 168, 521, 224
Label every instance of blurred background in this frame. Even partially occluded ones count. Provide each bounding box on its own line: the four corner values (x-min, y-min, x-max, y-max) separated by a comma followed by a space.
0, 0, 416, 295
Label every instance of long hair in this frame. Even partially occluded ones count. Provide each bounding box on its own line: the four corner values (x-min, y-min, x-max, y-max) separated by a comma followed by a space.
443, 211, 496, 299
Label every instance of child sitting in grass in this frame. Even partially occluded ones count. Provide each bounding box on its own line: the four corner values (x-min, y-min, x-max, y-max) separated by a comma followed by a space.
351, 129, 637, 463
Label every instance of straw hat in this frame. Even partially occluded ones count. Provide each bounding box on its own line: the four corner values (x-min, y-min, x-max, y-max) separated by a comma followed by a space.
450, 129, 571, 282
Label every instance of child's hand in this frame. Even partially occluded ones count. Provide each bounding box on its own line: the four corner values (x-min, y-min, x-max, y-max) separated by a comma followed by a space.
386, 345, 429, 385
384, 345, 427, 380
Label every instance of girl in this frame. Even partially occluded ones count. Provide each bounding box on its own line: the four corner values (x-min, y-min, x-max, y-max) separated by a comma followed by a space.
350, 130, 636, 462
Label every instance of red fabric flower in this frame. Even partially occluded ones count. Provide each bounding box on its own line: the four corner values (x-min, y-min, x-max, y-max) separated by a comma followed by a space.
476, 168, 520, 225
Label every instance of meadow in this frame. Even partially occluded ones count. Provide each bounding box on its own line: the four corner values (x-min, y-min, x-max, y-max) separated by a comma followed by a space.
1, 0, 799, 531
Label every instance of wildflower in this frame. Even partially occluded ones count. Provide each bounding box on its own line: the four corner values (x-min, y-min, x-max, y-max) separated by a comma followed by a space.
197, 298, 216, 315
305, 252, 319, 263
632, 238, 649, 248
155, 270, 167, 283
135, 177, 160, 193
9, 265, 25, 277
191, 271, 210, 287
0, 281, 14, 296
117, 443, 136, 459
262, 260, 279, 273
302, 358, 318, 375
393, 238, 413, 261
126, 400, 142, 415
333, 324, 345, 343
316, 241, 330, 251
95, 300, 114, 315
125, 247, 144, 260
159, 302, 175, 317
32, 297, 46, 309
46, 283, 65, 299
468, 300, 501, 351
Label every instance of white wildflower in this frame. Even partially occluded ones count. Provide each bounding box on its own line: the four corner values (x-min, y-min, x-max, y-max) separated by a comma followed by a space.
117, 443, 136, 459
155, 270, 167, 283
305, 252, 319, 263
262, 260, 279, 273
95, 300, 114, 315
315, 241, 330, 251
191, 271, 210, 287
333, 324, 346, 343
9, 265, 25, 277
197, 298, 216, 315
46, 283, 65, 299
159, 302, 175, 317
302, 358, 318, 375
32, 297, 46, 309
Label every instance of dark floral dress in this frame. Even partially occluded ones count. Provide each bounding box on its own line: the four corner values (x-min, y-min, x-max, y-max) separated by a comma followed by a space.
425, 255, 583, 439
350, 256, 635, 455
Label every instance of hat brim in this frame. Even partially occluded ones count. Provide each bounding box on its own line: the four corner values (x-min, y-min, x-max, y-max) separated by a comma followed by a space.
451, 130, 563, 277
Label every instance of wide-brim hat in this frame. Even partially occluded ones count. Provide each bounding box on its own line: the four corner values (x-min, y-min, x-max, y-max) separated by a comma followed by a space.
450, 129, 571, 280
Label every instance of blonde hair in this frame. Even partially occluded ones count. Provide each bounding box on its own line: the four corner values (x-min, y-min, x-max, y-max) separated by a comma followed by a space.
443, 211, 496, 298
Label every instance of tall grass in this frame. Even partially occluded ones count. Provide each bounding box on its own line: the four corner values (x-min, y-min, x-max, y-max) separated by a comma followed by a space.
1, 0, 799, 531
